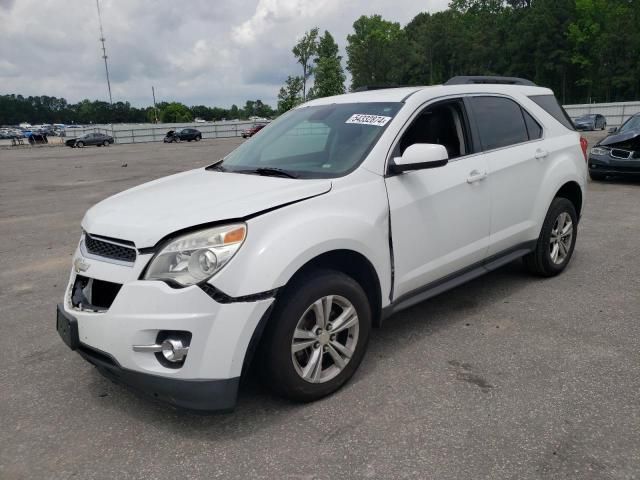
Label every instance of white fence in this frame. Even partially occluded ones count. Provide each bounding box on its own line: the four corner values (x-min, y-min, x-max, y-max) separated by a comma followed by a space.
55, 101, 640, 143
63, 120, 264, 144
563, 101, 640, 128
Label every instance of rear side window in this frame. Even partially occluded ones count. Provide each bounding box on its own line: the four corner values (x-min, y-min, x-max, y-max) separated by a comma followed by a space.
469, 96, 529, 150
522, 109, 543, 140
529, 94, 575, 130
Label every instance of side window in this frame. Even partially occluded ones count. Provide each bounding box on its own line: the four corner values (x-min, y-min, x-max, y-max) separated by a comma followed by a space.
469, 96, 529, 151
522, 109, 542, 140
398, 99, 470, 159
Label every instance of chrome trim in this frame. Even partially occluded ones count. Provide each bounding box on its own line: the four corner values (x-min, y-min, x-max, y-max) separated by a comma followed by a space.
610, 149, 632, 160
132, 344, 163, 353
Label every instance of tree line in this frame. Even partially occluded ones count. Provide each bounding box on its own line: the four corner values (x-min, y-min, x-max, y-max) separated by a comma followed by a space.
0, 95, 275, 125
278, 0, 640, 111
3, 0, 638, 123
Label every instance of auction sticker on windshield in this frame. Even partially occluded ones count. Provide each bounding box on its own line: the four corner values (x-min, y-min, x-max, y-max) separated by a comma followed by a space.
345, 114, 392, 126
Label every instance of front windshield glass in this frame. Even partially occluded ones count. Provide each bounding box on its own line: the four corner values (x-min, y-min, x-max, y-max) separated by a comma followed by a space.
577, 115, 595, 121
218, 102, 402, 178
619, 115, 640, 133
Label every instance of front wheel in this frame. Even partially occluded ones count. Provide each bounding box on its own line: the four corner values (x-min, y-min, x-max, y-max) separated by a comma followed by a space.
524, 197, 577, 277
76, 141, 84, 148
259, 269, 371, 402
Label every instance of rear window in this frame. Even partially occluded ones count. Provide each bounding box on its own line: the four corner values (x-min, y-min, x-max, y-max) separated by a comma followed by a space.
529, 94, 575, 130
469, 96, 529, 150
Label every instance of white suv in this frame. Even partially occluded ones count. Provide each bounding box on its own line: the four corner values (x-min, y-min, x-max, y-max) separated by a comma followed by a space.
57, 76, 587, 411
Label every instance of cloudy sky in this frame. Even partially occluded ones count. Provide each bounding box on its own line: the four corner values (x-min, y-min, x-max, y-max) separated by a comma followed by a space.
0, 0, 448, 108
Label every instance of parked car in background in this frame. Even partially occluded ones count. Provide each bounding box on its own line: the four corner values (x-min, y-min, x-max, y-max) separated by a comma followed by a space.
241, 124, 267, 138
57, 76, 587, 411
588, 113, 640, 180
163, 128, 202, 143
65, 132, 114, 148
574, 114, 607, 131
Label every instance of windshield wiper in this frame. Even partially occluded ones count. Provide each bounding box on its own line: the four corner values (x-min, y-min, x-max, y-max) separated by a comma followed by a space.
206, 159, 226, 172
250, 167, 299, 179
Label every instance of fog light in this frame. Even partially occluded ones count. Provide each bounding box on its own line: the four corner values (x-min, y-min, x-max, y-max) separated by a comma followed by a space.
161, 338, 189, 362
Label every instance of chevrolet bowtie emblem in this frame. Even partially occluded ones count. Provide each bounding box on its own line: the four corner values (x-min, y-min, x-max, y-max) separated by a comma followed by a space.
74, 257, 90, 273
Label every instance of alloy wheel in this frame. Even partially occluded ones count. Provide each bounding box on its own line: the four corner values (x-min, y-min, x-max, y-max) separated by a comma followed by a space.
291, 295, 359, 384
549, 212, 573, 264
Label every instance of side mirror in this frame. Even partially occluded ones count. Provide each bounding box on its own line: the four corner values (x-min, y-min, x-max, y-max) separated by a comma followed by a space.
608, 127, 618, 134
389, 143, 449, 174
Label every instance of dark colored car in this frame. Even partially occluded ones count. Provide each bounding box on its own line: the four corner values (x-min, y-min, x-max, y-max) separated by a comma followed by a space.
66, 132, 114, 148
163, 128, 202, 143
574, 113, 607, 131
241, 124, 266, 138
588, 113, 640, 180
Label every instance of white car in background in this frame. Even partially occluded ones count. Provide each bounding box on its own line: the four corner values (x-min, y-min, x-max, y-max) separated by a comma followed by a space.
57, 76, 587, 411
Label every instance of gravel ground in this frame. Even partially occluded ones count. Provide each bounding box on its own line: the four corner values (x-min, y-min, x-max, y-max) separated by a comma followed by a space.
1, 133, 639, 479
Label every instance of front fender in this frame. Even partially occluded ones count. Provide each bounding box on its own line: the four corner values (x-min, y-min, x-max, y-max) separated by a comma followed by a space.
210, 171, 392, 306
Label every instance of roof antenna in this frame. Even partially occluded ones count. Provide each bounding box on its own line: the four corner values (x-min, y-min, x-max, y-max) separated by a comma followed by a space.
96, 0, 113, 106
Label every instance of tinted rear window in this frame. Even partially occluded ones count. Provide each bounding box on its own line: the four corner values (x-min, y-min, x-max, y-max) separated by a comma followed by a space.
529, 94, 574, 130
469, 96, 529, 150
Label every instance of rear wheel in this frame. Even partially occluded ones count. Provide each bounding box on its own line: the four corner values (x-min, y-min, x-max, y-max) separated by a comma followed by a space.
260, 269, 371, 402
196, 135, 201, 141
103, 140, 109, 146
524, 197, 577, 277
589, 171, 606, 181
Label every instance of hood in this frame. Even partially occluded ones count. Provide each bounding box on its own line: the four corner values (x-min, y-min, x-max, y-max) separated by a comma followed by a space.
599, 130, 640, 149
82, 168, 332, 248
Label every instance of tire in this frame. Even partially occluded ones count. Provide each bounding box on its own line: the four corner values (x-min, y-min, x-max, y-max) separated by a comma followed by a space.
196, 135, 201, 141
524, 197, 578, 277
259, 269, 371, 402
589, 171, 606, 181
76, 141, 84, 148
103, 140, 109, 146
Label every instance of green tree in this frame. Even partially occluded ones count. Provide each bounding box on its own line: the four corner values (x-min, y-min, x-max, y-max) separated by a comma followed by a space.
346, 15, 408, 89
159, 102, 193, 123
292, 27, 319, 101
308, 31, 345, 99
277, 76, 304, 114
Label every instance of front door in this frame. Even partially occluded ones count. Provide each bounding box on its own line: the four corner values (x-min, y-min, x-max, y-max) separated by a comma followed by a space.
385, 98, 492, 300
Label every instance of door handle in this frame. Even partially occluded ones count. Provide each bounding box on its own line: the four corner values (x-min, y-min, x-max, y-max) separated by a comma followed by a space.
466, 170, 488, 184
535, 148, 549, 160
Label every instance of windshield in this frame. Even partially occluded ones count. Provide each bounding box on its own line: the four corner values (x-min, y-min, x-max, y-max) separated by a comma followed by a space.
217, 102, 402, 178
576, 115, 595, 121
619, 115, 640, 133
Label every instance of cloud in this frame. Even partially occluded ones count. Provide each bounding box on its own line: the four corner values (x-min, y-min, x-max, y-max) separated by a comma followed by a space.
0, 0, 448, 108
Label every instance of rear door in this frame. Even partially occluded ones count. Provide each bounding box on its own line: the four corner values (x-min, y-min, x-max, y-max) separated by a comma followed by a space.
385, 98, 492, 299
466, 95, 545, 256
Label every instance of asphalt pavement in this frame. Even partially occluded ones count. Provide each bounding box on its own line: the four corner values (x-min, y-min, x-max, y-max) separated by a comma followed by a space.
0, 134, 638, 479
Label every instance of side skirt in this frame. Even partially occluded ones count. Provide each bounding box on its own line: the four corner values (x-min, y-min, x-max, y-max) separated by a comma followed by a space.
382, 241, 536, 320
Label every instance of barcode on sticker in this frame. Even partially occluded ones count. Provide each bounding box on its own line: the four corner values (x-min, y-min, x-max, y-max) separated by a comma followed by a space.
345, 114, 392, 126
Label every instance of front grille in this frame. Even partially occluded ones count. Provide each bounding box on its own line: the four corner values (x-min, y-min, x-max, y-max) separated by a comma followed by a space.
85, 234, 136, 263
610, 149, 632, 160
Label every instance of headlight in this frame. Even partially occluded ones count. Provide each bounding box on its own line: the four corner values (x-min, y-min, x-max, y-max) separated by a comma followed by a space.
590, 146, 609, 156
143, 223, 246, 287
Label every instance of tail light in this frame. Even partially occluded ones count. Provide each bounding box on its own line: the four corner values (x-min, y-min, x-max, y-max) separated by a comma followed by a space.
580, 137, 588, 162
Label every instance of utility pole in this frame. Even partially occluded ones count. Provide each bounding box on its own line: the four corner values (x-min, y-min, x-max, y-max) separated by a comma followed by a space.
152, 86, 159, 123
96, 0, 113, 106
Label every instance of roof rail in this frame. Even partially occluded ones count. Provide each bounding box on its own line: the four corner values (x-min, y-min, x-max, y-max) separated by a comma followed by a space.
353, 85, 405, 92
444, 76, 536, 86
